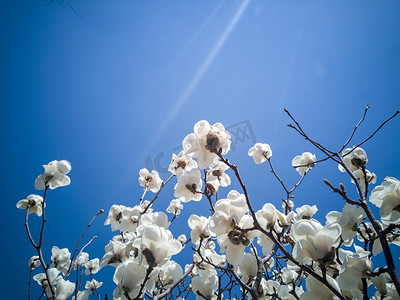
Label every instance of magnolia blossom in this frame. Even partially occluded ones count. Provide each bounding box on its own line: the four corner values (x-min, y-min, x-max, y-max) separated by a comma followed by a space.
100, 240, 128, 267
104, 204, 126, 231
35, 160, 71, 190
369, 177, 400, 226
84, 258, 100, 275
113, 259, 152, 299
280, 267, 298, 284
295, 205, 318, 221
248, 143, 272, 164
156, 260, 183, 286
33, 268, 60, 296
351, 169, 377, 192
17, 194, 44, 216
299, 275, 341, 300
338, 147, 368, 172
51, 246, 71, 275
326, 203, 366, 246
235, 252, 258, 283
74, 252, 89, 270
191, 268, 219, 300
137, 211, 170, 231
371, 271, 391, 296
188, 214, 211, 244
138, 168, 163, 193
182, 120, 231, 170
210, 191, 256, 265
292, 152, 316, 176
55, 278, 75, 300
120, 205, 143, 232
85, 279, 103, 292
290, 219, 341, 266
177, 234, 187, 246
337, 245, 372, 290
168, 151, 198, 177
174, 168, 202, 202
29, 255, 41, 270
134, 224, 182, 266
166, 199, 183, 215
207, 161, 231, 189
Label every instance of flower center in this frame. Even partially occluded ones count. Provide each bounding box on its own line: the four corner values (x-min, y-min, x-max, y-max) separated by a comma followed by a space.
185, 183, 197, 194
227, 228, 250, 246
205, 133, 219, 153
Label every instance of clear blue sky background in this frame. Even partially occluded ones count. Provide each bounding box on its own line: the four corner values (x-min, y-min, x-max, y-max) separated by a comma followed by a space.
1, 0, 400, 299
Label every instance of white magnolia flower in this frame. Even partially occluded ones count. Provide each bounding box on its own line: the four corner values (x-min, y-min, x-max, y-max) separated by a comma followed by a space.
290, 219, 341, 266
113, 259, 150, 299
55, 278, 75, 300
168, 151, 198, 177
338, 147, 368, 173
33, 268, 60, 296
371, 271, 390, 296
35, 160, 71, 190
182, 120, 231, 170
326, 203, 366, 246
75, 290, 90, 300
295, 205, 318, 221
292, 152, 316, 176
351, 169, 377, 192
235, 252, 258, 283
281, 267, 298, 284
210, 191, 255, 265
259, 279, 280, 299
369, 177, 400, 226
174, 168, 203, 202
337, 245, 372, 291
248, 143, 272, 164
257, 203, 277, 226
157, 260, 183, 286
299, 275, 341, 300
120, 205, 143, 233
51, 246, 71, 275
29, 255, 41, 270
191, 268, 218, 300
85, 279, 103, 292
84, 258, 101, 275
135, 224, 182, 266
73, 252, 89, 270
207, 161, 231, 189
17, 194, 44, 216
100, 240, 128, 267
177, 234, 187, 246
137, 211, 170, 231
166, 199, 183, 215
188, 214, 211, 244
138, 168, 163, 193
104, 204, 126, 231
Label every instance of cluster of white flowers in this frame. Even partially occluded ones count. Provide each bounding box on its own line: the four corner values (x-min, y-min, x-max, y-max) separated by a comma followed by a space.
18, 118, 400, 300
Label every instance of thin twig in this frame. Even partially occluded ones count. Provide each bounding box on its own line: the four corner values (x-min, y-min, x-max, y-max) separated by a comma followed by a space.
340, 104, 370, 152
351, 110, 399, 151
66, 210, 104, 277
142, 174, 175, 214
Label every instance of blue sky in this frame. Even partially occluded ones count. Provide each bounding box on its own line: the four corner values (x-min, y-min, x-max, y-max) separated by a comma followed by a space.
1, 0, 400, 298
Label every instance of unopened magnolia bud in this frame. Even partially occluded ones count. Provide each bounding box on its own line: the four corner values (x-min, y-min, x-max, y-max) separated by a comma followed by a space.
323, 179, 333, 188
339, 183, 346, 193
98, 209, 104, 215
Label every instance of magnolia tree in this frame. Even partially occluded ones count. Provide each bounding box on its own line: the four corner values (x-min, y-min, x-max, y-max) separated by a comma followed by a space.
19, 107, 400, 300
